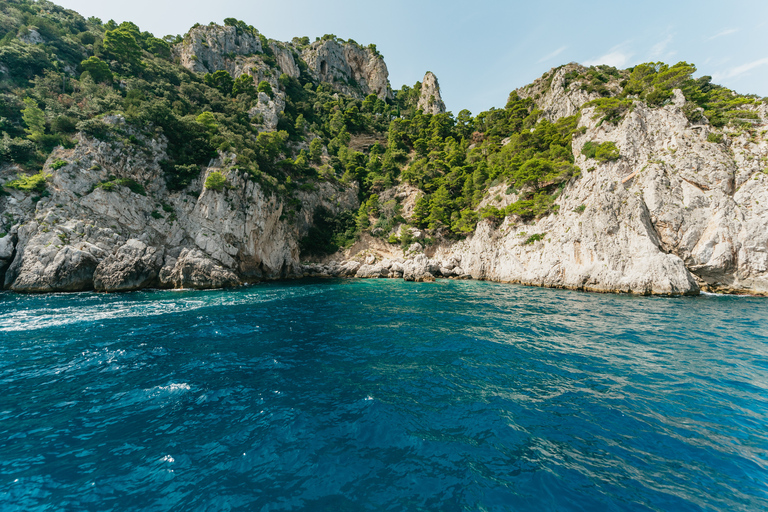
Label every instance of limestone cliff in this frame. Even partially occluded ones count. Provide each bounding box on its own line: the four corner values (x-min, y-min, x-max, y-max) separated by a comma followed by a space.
301, 39, 392, 100
303, 87, 768, 297
3, 11, 767, 299
177, 24, 263, 75
0, 118, 357, 292
176, 28, 392, 101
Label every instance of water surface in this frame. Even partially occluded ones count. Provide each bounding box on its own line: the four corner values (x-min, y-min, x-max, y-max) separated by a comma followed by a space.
1, 280, 767, 511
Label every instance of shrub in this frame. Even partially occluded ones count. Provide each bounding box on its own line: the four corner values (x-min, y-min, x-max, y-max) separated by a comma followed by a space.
595, 142, 620, 161
204, 171, 228, 191
50, 159, 68, 170
76, 118, 114, 140
4, 171, 50, 193
524, 233, 546, 245
451, 209, 479, 234
0, 137, 37, 164
707, 132, 723, 144
232, 75, 256, 97
96, 178, 146, 195
257, 80, 274, 99
96, 181, 116, 192
582, 141, 620, 162
584, 97, 634, 124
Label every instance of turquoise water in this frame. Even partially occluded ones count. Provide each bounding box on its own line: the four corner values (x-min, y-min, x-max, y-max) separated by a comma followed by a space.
1, 279, 767, 511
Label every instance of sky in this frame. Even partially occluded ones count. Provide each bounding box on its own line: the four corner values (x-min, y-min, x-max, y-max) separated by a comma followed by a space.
54, 0, 768, 116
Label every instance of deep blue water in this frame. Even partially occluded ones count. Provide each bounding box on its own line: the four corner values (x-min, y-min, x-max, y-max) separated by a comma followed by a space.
1, 279, 767, 511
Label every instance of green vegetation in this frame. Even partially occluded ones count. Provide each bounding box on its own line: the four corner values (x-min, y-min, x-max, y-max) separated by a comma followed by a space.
50, 159, 67, 170
4, 171, 50, 193
524, 233, 545, 245
96, 178, 146, 195
707, 132, 724, 143
204, 171, 228, 191
299, 207, 356, 255
565, 61, 761, 127
581, 141, 620, 162
0, 0, 762, 258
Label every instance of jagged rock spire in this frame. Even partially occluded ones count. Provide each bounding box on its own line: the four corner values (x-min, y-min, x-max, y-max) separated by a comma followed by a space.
417, 71, 446, 114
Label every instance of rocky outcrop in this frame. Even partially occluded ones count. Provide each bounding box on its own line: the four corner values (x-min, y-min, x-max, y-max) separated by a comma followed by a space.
301, 39, 392, 100
303, 88, 768, 297
158, 248, 239, 289
178, 25, 262, 75
0, 120, 358, 293
19, 28, 45, 45
249, 91, 285, 131
416, 72, 446, 115
0, 232, 15, 282
516, 64, 613, 122
6, 226, 100, 293
176, 27, 391, 101
271, 42, 300, 78
93, 239, 163, 292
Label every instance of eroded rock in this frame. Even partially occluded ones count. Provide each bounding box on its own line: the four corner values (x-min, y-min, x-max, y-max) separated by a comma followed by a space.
94, 239, 164, 292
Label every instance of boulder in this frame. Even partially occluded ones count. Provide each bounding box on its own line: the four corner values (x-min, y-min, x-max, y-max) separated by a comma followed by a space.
159, 249, 240, 289
94, 239, 164, 292
9, 243, 98, 292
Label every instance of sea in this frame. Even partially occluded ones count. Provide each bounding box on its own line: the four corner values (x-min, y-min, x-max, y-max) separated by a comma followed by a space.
1, 279, 767, 511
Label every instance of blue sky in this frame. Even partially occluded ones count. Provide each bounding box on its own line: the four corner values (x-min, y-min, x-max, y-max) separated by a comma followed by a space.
55, 0, 768, 115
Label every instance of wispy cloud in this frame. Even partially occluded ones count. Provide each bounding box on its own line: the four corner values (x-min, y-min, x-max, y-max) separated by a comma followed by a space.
649, 35, 673, 58
585, 51, 631, 68
719, 57, 768, 79
708, 28, 739, 41
537, 46, 568, 64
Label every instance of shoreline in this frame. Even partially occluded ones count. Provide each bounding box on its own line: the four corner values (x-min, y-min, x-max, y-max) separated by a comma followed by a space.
3, 271, 763, 298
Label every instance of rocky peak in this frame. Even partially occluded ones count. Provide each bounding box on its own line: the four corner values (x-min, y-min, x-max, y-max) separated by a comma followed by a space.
517, 63, 624, 122
301, 39, 392, 100
177, 24, 262, 74
416, 71, 446, 115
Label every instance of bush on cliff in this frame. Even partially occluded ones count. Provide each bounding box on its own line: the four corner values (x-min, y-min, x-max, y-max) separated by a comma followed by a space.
204, 171, 228, 191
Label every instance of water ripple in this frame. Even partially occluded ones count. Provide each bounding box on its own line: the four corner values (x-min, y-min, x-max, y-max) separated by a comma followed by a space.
1, 280, 767, 511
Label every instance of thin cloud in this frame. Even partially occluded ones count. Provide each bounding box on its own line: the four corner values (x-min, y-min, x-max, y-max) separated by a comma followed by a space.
721, 57, 768, 79
537, 46, 568, 64
585, 51, 631, 68
649, 35, 673, 58
708, 28, 739, 40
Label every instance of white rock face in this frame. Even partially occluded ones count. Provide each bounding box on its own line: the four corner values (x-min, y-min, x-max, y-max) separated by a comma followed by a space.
178, 25, 262, 74
308, 86, 768, 297
301, 39, 392, 99
517, 64, 612, 122
93, 239, 164, 292
249, 92, 285, 131
416, 72, 446, 115
271, 42, 300, 78
434, 91, 768, 295
0, 128, 358, 293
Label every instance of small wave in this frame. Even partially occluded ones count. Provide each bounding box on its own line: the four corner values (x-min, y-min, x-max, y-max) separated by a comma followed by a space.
0, 286, 329, 332
146, 383, 191, 398
701, 291, 753, 297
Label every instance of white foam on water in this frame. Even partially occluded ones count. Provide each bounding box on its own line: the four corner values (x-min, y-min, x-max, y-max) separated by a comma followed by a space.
701, 291, 752, 297
0, 286, 329, 332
